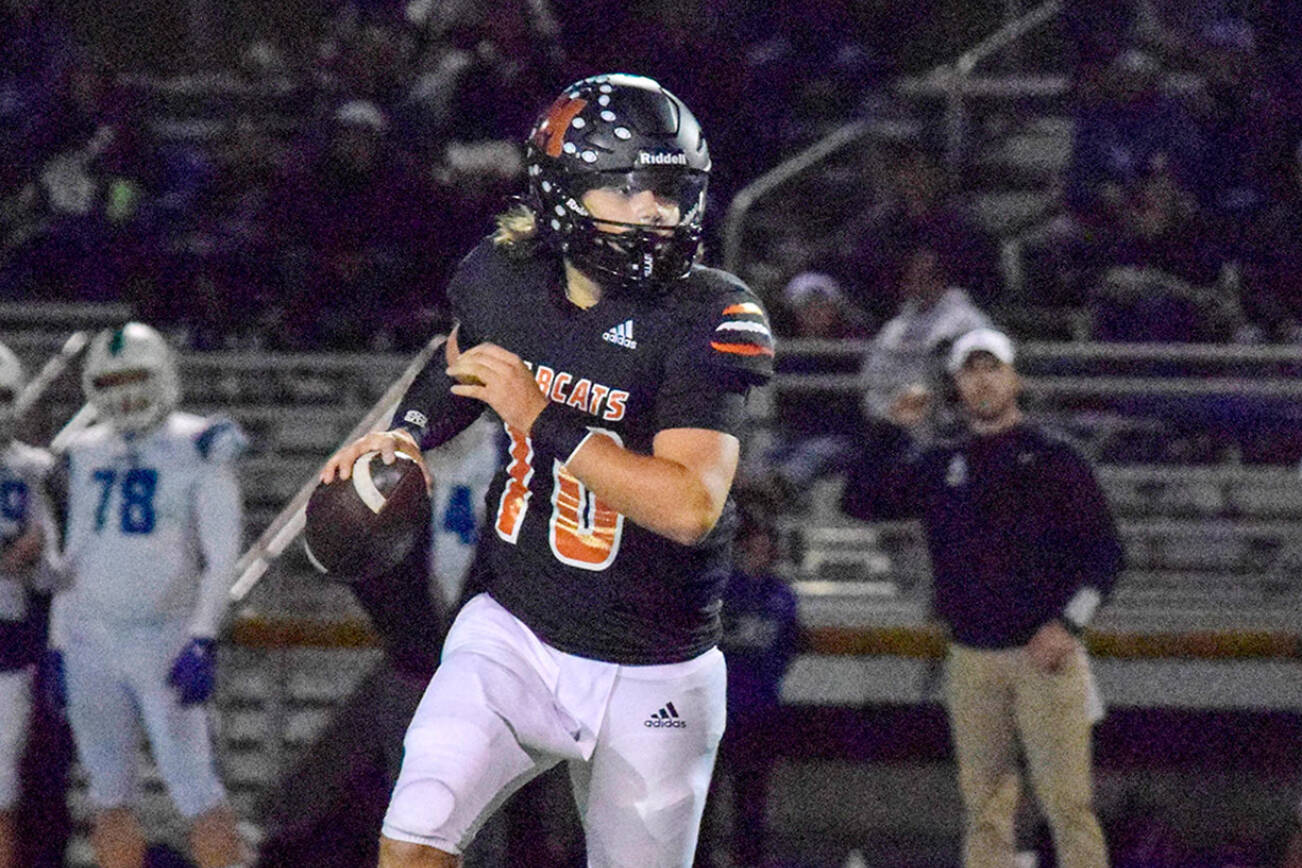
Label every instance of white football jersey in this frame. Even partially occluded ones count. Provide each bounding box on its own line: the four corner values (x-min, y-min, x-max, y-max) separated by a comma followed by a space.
425, 415, 500, 611
55, 412, 245, 636
0, 440, 59, 623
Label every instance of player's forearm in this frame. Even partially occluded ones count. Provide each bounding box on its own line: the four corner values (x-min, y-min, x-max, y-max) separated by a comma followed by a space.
392, 327, 484, 450
564, 435, 731, 546
191, 474, 242, 636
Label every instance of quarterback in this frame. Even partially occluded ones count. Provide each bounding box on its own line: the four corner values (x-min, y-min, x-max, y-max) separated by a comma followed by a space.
322, 74, 775, 867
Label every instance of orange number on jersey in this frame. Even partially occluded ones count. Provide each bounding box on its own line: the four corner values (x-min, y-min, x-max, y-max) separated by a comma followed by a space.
494, 424, 534, 543
549, 460, 624, 570
494, 423, 624, 570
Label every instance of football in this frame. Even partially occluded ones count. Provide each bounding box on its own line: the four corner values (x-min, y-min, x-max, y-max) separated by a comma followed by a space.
303, 451, 430, 580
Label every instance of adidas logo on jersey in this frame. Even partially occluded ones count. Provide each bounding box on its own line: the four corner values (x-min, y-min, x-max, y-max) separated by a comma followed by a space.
645, 702, 686, 728
602, 319, 637, 349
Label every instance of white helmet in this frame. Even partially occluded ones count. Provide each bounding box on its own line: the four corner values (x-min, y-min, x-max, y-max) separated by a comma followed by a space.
82, 323, 180, 433
0, 342, 25, 445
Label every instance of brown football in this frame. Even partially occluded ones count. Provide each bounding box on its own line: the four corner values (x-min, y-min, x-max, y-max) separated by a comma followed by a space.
303, 451, 430, 581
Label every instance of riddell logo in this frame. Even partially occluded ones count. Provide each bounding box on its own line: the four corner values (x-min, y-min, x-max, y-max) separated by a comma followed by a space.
638, 151, 687, 166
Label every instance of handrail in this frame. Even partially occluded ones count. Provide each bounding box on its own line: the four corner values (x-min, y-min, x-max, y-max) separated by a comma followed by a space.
225, 613, 1302, 660
953, 0, 1064, 75
717, 115, 927, 274
13, 330, 90, 421
717, 0, 1066, 275
776, 338, 1302, 364
940, 0, 1065, 169
720, 119, 877, 274
0, 300, 132, 324
771, 373, 1302, 400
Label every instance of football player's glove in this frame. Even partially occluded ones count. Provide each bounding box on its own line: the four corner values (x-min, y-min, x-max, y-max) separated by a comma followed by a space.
167, 637, 217, 705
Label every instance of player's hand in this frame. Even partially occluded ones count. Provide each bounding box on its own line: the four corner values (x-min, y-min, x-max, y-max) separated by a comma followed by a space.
888, 384, 933, 429
320, 429, 431, 490
168, 637, 218, 706
0, 523, 43, 574
1026, 620, 1077, 674
447, 343, 549, 433
39, 649, 66, 715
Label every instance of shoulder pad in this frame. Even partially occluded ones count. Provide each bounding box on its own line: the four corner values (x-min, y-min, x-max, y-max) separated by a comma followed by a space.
445, 239, 496, 314
446, 239, 538, 317
11, 441, 55, 475
445, 238, 558, 347
194, 416, 248, 463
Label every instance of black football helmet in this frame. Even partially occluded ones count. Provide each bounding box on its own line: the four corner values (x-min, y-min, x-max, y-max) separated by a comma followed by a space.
525, 73, 710, 291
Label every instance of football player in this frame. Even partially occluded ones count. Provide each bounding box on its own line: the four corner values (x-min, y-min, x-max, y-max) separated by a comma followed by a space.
0, 342, 62, 868
321, 73, 775, 868
47, 323, 249, 868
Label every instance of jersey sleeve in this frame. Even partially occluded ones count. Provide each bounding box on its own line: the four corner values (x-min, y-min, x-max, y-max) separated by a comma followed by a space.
188, 417, 248, 636
694, 279, 775, 387
390, 245, 491, 449
655, 278, 775, 434
194, 415, 249, 464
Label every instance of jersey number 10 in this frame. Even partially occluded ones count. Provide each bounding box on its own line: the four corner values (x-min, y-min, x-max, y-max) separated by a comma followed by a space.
494, 425, 624, 570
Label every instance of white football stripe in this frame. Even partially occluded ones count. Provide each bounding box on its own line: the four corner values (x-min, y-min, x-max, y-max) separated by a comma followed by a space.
303, 541, 330, 573
715, 321, 772, 335
352, 452, 387, 513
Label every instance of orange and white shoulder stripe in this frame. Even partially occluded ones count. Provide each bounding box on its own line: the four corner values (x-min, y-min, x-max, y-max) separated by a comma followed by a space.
711, 301, 774, 357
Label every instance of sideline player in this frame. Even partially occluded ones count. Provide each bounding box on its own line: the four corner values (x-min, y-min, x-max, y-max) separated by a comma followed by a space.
47, 323, 249, 868
322, 73, 775, 868
0, 342, 62, 868
424, 415, 500, 612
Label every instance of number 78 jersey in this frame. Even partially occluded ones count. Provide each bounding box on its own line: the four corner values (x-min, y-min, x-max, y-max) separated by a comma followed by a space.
58, 412, 244, 626
442, 241, 773, 665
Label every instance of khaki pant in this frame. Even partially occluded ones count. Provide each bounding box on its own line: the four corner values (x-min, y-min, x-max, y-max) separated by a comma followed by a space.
945, 642, 1108, 868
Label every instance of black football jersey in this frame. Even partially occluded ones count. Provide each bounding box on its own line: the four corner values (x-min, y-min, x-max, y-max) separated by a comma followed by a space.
397, 238, 774, 664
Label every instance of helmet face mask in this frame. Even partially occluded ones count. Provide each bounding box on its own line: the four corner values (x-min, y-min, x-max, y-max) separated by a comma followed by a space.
525, 74, 710, 292
83, 324, 180, 434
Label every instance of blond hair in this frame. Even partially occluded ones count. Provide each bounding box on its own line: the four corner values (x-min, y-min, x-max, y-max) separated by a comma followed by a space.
492, 203, 542, 256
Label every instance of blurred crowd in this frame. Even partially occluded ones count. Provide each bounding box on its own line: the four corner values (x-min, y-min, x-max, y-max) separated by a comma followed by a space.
0, 0, 899, 351
3, 0, 1302, 352
746, 1, 1302, 482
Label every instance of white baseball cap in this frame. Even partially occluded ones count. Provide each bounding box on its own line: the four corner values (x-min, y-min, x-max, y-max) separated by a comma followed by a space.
947, 328, 1015, 374
782, 271, 843, 307
334, 99, 389, 132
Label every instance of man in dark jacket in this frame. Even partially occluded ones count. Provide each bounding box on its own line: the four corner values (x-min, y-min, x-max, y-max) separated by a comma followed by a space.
842, 328, 1121, 868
